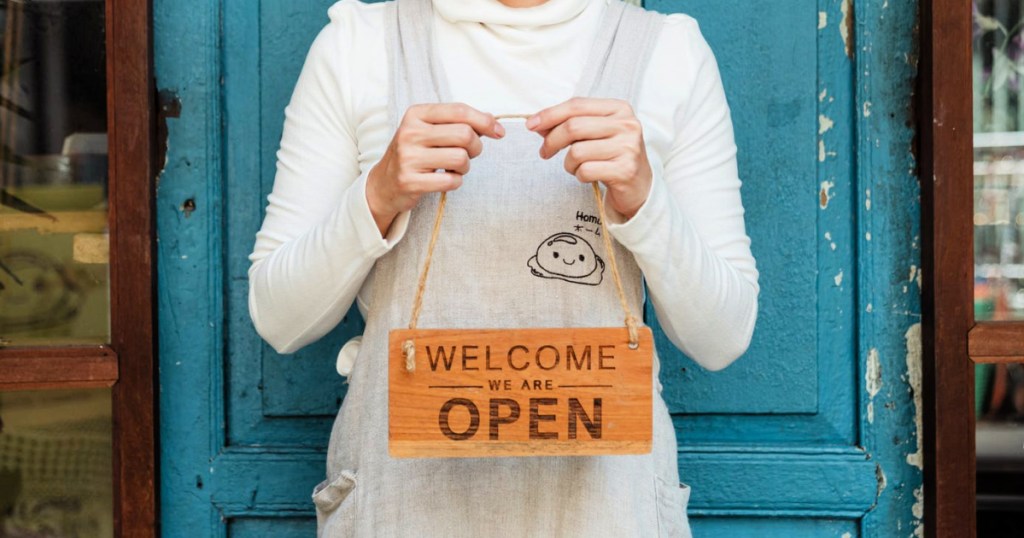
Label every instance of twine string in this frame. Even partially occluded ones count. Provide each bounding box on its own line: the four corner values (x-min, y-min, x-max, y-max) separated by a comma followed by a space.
589, 181, 641, 349
402, 190, 448, 372
402, 114, 640, 371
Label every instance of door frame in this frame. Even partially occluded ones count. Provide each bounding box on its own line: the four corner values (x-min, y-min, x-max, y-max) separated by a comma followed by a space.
919, 0, 976, 536
107, 1, 158, 535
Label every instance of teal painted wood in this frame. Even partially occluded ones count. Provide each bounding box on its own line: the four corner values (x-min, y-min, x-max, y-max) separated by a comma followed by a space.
230, 518, 316, 538
851, 0, 925, 537
692, 517, 860, 538
200, 450, 878, 517
224, 0, 356, 451
647, 0, 923, 536
156, 0, 921, 536
647, 0, 823, 417
679, 449, 877, 516
157, 1, 381, 536
252, 0, 363, 420
646, 0, 860, 457
154, 0, 224, 535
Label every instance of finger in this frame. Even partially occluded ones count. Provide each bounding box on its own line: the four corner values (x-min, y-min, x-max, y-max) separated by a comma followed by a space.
562, 139, 621, 175
573, 160, 622, 185
419, 123, 484, 158
540, 116, 618, 159
406, 171, 464, 194
526, 97, 626, 133
415, 102, 504, 139
415, 147, 471, 175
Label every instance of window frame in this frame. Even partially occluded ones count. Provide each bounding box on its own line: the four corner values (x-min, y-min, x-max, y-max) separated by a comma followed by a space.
919, 0, 1008, 536
0, 1, 156, 536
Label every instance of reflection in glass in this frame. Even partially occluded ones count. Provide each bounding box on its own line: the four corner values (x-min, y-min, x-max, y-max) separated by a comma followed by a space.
974, 0, 1024, 417
0, 1, 108, 346
0, 389, 113, 537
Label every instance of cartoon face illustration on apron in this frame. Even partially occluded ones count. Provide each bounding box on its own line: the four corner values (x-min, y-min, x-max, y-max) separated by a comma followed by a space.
529, 232, 606, 286
312, 1, 693, 536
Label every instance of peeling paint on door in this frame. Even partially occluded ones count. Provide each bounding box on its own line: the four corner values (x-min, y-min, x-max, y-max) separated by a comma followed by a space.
819, 114, 835, 134
824, 231, 837, 251
904, 323, 923, 470
840, 0, 855, 57
820, 180, 835, 208
911, 486, 924, 537
866, 347, 881, 424
874, 464, 888, 505
866, 348, 882, 397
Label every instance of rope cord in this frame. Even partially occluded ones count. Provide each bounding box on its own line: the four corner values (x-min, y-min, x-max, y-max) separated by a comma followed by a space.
589, 181, 641, 349
402, 114, 641, 371
402, 190, 447, 372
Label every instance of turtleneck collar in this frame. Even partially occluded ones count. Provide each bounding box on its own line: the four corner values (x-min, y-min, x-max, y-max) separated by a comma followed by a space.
431, 0, 593, 27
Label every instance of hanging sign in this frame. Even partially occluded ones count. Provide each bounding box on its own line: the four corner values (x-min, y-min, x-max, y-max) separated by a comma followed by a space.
388, 326, 653, 458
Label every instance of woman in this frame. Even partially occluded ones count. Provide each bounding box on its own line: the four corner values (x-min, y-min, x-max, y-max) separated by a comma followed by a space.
247, 0, 759, 536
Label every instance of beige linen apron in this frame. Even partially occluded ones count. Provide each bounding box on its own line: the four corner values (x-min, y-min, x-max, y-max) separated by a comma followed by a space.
312, 1, 692, 536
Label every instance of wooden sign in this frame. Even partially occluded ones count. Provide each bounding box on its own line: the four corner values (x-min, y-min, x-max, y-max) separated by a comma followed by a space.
388, 327, 653, 458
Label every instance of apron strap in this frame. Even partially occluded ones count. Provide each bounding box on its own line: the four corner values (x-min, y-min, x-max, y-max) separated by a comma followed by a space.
571, 1, 627, 98
385, 0, 452, 132
583, 2, 666, 106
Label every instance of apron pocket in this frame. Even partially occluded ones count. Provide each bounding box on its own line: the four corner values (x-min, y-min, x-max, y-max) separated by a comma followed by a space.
312, 469, 357, 535
655, 475, 693, 538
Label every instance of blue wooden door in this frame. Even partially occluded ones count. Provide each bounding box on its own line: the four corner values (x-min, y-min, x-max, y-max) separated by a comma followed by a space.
155, 1, 922, 536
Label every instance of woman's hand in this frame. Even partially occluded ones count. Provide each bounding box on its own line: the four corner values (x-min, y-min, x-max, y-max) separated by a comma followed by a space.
527, 97, 652, 220
367, 103, 505, 236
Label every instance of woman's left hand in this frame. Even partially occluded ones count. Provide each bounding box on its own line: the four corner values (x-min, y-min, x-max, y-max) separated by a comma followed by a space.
527, 97, 652, 220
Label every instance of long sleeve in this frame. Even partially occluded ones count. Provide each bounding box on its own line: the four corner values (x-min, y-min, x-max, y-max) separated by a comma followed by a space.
247, 8, 409, 354
606, 14, 760, 371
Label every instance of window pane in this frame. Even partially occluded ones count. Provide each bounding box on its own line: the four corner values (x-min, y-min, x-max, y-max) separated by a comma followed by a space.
0, 0, 108, 346
0, 388, 113, 537
973, 4, 1024, 534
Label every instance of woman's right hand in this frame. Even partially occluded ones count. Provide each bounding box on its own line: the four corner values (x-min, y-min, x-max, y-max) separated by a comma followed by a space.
366, 103, 505, 236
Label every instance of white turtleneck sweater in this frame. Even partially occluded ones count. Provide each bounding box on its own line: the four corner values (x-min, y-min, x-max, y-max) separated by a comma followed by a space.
247, 0, 760, 371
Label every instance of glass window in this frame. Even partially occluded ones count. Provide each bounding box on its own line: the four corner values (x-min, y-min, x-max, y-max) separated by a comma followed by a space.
0, 388, 113, 537
0, 0, 108, 346
972, 3, 1024, 534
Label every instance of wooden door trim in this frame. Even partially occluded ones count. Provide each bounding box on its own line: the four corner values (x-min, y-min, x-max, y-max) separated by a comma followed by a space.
106, 0, 158, 536
969, 322, 1024, 361
0, 346, 117, 390
919, 0, 976, 536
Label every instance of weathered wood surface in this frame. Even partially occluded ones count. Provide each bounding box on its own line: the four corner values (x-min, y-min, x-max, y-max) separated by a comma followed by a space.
0, 346, 117, 390
389, 327, 653, 458
107, 0, 159, 534
920, 0, 978, 535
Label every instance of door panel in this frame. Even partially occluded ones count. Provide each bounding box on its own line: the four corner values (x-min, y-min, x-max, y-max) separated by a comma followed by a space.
694, 518, 860, 537
224, 0, 358, 446
648, 1, 857, 459
229, 519, 314, 538
253, 1, 362, 420
156, 0, 922, 536
651, 1, 823, 417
